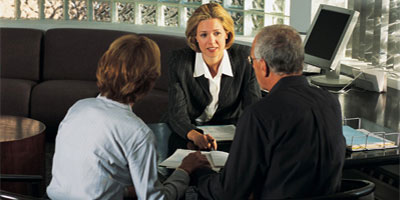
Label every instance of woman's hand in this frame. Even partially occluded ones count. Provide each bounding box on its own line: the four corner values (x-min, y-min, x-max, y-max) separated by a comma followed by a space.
187, 130, 217, 150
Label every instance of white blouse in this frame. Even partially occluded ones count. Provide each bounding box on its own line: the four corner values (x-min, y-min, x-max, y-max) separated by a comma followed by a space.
193, 50, 233, 123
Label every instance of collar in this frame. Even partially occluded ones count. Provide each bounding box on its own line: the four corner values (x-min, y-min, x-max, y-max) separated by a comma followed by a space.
269, 75, 310, 94
193, 50, 233, 78
97, 94, 133, 112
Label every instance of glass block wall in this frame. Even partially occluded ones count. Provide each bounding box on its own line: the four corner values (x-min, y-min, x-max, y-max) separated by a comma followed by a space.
0, 0, 290, 36
347, 0, 400, 70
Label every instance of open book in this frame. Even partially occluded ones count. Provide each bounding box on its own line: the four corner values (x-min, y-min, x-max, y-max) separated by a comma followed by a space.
197, 125, 236, 141
343, 125, 398, 151
159, 149, 229, 170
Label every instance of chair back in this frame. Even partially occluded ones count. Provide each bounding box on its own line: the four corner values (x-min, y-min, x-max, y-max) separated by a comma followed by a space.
296, 179, 375, 200
0, 190, 46, 200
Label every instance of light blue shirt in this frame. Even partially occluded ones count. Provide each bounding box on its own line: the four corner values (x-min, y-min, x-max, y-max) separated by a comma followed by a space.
47, 95, 189, 200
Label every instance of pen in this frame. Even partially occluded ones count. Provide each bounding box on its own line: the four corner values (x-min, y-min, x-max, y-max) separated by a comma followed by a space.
210, 139, 215, 151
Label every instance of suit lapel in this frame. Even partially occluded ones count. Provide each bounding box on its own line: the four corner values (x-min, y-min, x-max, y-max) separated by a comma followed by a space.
218, 75, 234, 107
187, 50, 210, 104
218, 50, 237, 108
195, 75, 211, 102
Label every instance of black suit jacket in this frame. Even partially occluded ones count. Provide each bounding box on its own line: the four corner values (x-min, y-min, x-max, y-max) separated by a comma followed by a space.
165, 44, 261, 139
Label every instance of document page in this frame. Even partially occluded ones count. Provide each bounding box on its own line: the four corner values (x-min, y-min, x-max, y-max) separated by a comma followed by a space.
210, 151, 229, 167
159, 149, 194, 169
159, 149, 229, 169
197, 125, 236, 141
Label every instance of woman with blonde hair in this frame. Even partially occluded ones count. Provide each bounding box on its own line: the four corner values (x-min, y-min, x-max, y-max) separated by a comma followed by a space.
47, 34, 209, 199
165, 3, 261, 149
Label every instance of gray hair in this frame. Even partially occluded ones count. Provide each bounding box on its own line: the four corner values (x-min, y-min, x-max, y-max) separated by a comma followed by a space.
254, 24, 304, 75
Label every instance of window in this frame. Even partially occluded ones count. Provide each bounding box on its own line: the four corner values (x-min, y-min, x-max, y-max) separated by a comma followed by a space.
0, 0, 290, 36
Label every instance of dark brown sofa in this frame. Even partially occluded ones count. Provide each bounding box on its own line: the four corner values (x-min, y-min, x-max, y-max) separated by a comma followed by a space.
1, 27, 188, 140
1, 27, 251, 141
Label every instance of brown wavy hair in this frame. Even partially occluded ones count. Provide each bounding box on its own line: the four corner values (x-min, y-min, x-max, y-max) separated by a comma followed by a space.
96, 34, 161, 104
185, 3, 235, 52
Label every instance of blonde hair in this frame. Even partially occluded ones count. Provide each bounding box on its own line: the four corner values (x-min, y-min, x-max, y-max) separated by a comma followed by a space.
96, 34, 161, 104
185, 3, 235, 52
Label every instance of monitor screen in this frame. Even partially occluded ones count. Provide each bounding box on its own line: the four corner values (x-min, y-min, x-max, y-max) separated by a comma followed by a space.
303, 5, 358, 71
304, 10, 350, 61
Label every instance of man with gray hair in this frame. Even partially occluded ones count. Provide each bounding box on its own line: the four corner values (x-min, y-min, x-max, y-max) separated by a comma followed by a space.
193, 24, 346, 199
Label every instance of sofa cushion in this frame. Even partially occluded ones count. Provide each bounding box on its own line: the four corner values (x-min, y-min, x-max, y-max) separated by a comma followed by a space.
30, 80, 98, 138
0, 28, 43, 81
43, 28, 132, 81
133, 89, 168, 123
141, 34, 188, 92
0, 78, 37, 117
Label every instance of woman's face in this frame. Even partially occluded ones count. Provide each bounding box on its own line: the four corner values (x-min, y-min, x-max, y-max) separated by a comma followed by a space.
196, 18, 228, 61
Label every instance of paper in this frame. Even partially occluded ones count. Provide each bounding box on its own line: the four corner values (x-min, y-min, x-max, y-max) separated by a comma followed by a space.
197, 125, 236, 141
209, 151, 229, 167
159, 149, 194, 169
342, 125, 397, 151
159, 149, 229, 169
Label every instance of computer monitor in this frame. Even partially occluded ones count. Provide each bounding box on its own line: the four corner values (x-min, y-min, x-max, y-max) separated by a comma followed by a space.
303, 4, 359, 87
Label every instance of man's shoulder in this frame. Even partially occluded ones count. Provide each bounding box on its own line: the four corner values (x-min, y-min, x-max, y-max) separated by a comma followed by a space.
113, 115, 155, 149
70, 97, 98, 108
244, 97, 277, 119
121, 113, 152, 135
251, 94, 286, 108
307, 85, 340, 104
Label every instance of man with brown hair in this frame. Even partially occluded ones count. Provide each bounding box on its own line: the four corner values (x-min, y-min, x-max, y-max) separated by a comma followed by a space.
47, 34, 210, 200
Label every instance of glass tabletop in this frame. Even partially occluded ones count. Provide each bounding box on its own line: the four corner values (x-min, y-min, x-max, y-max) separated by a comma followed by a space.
150, 120, 400, 172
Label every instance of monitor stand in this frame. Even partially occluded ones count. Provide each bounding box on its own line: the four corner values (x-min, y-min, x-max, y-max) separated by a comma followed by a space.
310, 64, 353, 87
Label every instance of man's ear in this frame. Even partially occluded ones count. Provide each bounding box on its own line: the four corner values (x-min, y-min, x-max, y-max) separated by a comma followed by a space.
260, 60, 270, 77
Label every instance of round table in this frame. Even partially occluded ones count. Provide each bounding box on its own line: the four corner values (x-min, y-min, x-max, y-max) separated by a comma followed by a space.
0, 115, 46, 196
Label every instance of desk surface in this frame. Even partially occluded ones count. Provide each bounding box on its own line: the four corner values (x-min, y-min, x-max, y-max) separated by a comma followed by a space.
152, 85, 400, 170
150, 123, 399, 172
334, 87, 400, 168
336, 87, 400, 133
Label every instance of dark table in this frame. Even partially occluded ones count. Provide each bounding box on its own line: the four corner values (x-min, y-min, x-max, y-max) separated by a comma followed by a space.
151, 87, 400, 170
0, 115, 46, 196
335, 87, 400, 168
333, 86, 400, 199
336, 87, 399, 133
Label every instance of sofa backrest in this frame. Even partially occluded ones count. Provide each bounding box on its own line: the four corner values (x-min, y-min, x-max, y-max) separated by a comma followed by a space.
141, 33, 188, 91
43, 29, 188, 91
0, 28, 43, 81
43, 28, 133, 81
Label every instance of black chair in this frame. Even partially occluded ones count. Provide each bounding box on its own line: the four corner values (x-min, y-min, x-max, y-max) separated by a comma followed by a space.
0, 190, 45, 200
296, 179, 375, 200
0, 174, 47, 200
